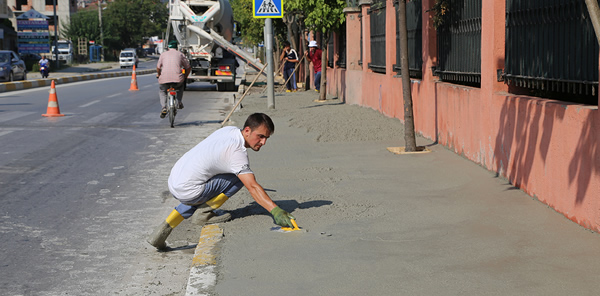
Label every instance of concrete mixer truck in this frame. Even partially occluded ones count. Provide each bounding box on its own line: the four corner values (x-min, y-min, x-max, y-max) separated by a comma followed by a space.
165, 0, 265, 91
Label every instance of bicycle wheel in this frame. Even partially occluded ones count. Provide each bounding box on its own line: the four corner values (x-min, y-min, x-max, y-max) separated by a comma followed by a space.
168, 94, 176, 128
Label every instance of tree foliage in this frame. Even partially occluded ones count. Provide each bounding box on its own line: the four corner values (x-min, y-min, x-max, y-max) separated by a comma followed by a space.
104, 0, 168, 49
230, 0, 265, 45
64, 0, 168, 54
62, 9, 101, 43
286, 0, 346, 34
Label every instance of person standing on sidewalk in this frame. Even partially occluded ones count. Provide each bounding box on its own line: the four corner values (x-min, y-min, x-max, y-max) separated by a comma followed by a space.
156, 40, 191, 118
279, 41, 299, 92
148, 113, 296, 250
305, 41, 323, 93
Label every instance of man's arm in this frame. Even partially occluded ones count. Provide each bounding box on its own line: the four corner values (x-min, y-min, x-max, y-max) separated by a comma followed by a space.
288, 50, 299, 63
238, 173, 277, 212
238, 173, 295, 227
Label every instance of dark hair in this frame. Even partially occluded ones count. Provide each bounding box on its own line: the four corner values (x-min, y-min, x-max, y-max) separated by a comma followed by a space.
244, 113, 274, 134
282, 41, 291, 48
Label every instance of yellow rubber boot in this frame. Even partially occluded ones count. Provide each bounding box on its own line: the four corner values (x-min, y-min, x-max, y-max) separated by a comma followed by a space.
205, 193, 229, 209
147, 209, 184, 250
192, 193, 232, 225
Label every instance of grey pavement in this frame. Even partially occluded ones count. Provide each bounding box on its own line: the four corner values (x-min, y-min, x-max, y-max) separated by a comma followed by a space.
186, 70, 600, 295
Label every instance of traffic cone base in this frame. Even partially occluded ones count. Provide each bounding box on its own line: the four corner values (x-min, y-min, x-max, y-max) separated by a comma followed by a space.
129, 65, 139, 91
42, 80, 64, 117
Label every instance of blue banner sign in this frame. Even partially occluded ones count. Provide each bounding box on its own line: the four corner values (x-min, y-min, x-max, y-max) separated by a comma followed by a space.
17, 20, 49, 30
18, 43, 50, 54
18, 32, 50, 42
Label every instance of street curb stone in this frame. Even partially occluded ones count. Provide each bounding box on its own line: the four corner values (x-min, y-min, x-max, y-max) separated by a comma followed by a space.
185, 225, 223, 296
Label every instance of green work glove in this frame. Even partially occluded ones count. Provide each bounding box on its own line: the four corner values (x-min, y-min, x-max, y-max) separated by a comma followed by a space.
270, 206, 295, 227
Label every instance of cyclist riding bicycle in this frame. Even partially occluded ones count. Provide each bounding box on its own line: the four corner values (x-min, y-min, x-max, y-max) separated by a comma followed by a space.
157, 40, 191, 118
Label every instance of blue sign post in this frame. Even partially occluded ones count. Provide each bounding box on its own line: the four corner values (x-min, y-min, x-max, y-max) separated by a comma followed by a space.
253, 0, 283, 18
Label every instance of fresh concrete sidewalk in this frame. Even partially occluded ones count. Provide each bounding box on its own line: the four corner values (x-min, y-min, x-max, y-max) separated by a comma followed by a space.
191, 73, 600, 295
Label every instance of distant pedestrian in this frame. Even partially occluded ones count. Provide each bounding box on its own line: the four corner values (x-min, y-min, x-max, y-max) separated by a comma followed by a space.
305, 40, 322, 93
279, 41, 298, 92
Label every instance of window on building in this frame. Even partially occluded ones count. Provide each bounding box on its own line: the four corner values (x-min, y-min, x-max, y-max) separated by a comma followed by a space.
16, 0, 28, 11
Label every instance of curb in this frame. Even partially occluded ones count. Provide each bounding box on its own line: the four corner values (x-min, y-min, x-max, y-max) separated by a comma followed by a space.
0, 69, 156, 93
185, 225, 224, 296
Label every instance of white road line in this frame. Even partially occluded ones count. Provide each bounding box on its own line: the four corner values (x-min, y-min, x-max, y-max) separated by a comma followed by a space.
107, 93, 121, 98
79, 100, 101, 108
0, 111, 36, 123
83, 112, 123, 124
0, 130, 14, 137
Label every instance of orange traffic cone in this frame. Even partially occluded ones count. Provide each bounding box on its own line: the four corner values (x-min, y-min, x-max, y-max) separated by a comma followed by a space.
129, 65, 139, 91
42, 80, 64, 117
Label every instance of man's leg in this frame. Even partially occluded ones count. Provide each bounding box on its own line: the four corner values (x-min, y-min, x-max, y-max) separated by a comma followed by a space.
147, 174, 243, 250
291, 71, 297, 90
190, 174, 244, 225
283, 68, 291, 91
176, 81, 185, 109
147, 208, 184, 250
314, 71, 321, 91
158, 84, 168, 118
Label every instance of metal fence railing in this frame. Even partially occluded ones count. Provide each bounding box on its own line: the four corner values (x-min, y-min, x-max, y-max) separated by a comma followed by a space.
435, 0, 482, 85
394, 0, 422, 78
504, 0, 598, 102
359, 12, 363, 66
368, 0, 387, 73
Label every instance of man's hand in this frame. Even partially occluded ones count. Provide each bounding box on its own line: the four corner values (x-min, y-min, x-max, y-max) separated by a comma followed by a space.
270, 206, 295, 227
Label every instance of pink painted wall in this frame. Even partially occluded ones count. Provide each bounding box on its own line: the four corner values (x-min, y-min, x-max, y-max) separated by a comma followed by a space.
339, 0, 600, 231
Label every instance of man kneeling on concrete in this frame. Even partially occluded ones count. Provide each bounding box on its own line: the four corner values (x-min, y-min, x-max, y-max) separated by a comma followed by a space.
148, 113, 295, 250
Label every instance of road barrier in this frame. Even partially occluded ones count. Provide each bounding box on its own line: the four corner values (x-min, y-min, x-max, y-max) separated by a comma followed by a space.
129, 65, 139, 91
41, 80, 64, 117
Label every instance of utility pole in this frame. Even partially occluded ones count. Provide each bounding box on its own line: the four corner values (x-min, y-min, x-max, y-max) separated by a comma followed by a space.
52, 0, 58, 69
265, 18, 275, 109
98, 0, 104, 61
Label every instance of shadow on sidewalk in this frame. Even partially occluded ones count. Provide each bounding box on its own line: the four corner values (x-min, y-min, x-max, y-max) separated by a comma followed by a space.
230, 199, 333, 221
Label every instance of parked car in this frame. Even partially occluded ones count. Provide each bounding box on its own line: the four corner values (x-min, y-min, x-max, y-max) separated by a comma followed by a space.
0, 51, 27, 81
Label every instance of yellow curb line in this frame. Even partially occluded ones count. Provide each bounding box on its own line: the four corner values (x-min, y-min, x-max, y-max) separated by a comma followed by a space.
186, 225, 223, 295
191, 225, 223, 266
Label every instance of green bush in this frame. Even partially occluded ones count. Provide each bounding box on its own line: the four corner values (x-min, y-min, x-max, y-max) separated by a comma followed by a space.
26, 60, 38, 71
31, 64, 40, 72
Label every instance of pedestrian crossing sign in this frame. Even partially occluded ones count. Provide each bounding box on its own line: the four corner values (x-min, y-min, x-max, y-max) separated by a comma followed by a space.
253, 0, 283, 18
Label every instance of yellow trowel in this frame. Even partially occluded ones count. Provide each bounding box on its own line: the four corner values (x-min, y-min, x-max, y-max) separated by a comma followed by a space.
271, 219, 302, 232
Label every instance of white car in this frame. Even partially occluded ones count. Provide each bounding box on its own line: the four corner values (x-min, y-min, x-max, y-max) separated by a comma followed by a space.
119, 49, 138, 68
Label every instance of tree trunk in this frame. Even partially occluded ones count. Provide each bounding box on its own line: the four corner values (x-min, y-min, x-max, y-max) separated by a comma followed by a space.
397, 0, 417, 151
319, 31, 328, 101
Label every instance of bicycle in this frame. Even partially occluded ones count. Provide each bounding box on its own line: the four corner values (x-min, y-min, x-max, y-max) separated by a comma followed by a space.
165, 83, 178, 128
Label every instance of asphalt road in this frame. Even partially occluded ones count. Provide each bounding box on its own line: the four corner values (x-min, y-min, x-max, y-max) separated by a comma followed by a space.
0, 73, 235, 295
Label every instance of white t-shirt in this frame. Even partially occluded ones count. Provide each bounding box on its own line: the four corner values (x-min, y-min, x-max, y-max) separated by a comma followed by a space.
168, 126, 253, 202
